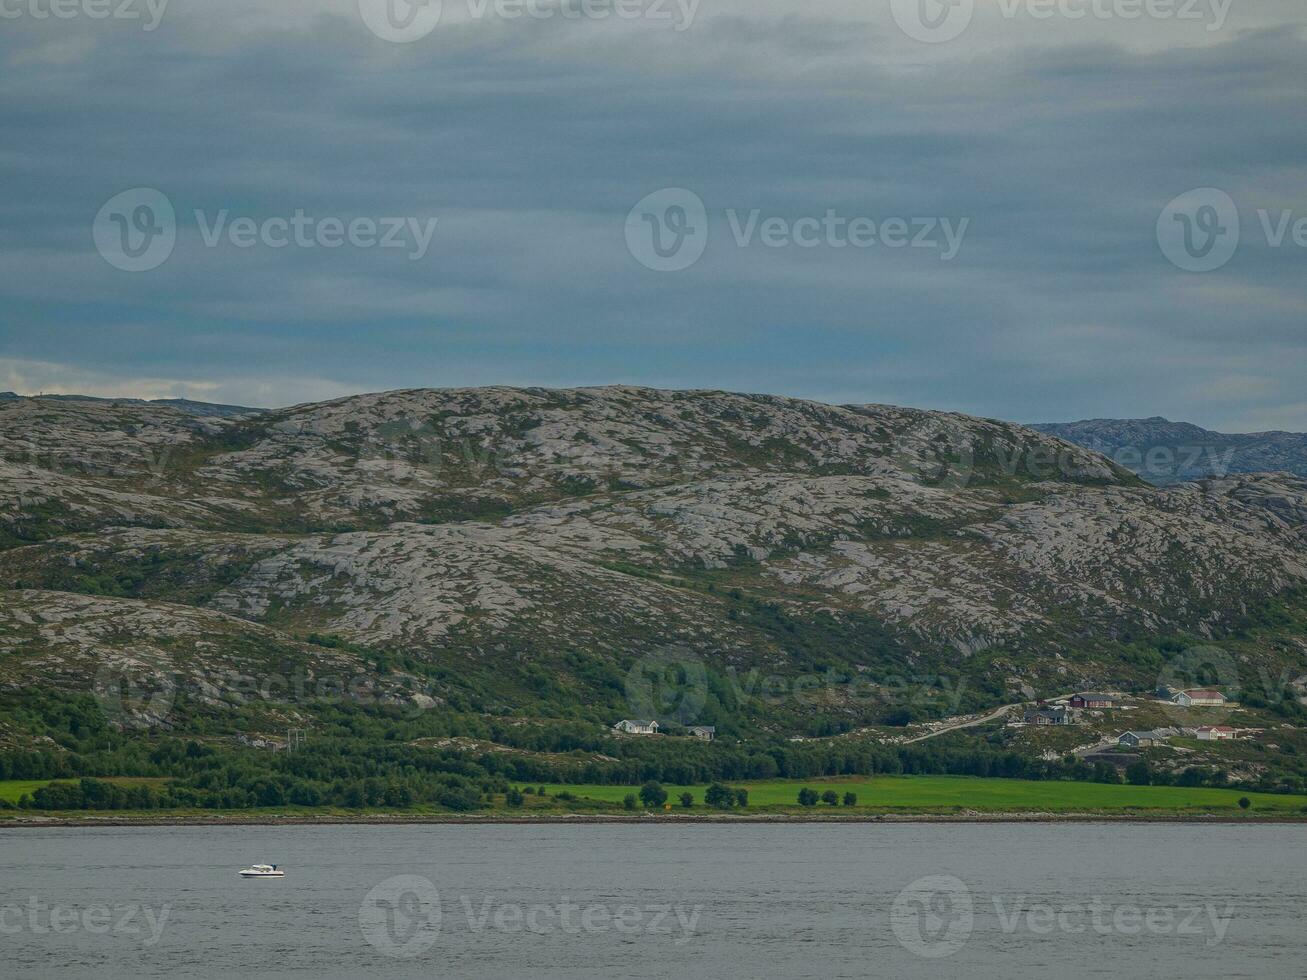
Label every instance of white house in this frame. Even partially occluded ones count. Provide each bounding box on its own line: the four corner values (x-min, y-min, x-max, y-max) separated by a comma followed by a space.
1195, 726, 1236, 741
613, 719, 659, 735
1118, 730, 1167, 748
687, 725, 716, 741
1171, 689, 1228, 707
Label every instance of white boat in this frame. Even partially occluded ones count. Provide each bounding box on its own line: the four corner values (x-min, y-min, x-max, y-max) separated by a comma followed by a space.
239, 864, 285, 878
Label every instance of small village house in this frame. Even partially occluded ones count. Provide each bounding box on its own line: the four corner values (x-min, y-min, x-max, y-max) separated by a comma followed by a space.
612, 719, 660, 735
1024, 705, 1078, 726
1171, 689, 1228, 707
1069, 693, 1114, 709
1118, 730, 1167, 748
1195, 726, 1236, 741
687, 725, 716, 741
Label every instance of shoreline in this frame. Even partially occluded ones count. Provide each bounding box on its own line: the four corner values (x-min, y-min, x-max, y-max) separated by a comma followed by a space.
3, 811, 1306, 828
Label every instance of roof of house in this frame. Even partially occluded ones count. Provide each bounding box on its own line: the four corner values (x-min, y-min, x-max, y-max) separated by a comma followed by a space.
1180, 689, 1225, 698
1026, 706, 1068, 718
616, 719, 658, 727
1120, 730, 1164, 740
1196, 725, 1235, 733
1075, 692, 1114, 700
688, 725, 716, 732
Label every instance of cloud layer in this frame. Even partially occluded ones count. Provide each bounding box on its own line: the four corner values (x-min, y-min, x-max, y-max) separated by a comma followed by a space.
1, 0, 1304, 428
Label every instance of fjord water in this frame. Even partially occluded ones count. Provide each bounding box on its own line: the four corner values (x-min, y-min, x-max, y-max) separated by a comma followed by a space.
2, 823, 1302, 979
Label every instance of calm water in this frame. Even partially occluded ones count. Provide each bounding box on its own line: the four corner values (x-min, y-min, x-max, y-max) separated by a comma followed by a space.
1, 823, 1303, 979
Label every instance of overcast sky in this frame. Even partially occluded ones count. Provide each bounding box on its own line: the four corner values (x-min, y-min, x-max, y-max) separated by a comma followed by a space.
1, 0, 1304, 430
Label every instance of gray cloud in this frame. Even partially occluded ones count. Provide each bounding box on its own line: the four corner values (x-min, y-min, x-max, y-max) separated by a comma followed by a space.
0, 2, 1304, 428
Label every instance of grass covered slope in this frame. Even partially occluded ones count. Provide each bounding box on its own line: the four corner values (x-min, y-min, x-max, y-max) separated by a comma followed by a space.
1, 387, 1306, 816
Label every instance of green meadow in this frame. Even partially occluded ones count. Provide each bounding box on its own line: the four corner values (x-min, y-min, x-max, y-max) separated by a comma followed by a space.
530, 775, 1307, 814
0, 777, 168, 805
4, 775, 1306, 818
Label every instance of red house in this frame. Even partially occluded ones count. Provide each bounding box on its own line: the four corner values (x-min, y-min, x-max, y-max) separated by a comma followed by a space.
1069, 693, 1114, 709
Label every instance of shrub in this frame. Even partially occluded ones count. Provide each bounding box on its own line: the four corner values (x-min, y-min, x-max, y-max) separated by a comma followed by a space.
843, 792, 857, 806
639, 781, 668, 808
798, 788, 819, 806
705, 783, 735, 808
623, 794, 638, 811
679, 792, 694, 808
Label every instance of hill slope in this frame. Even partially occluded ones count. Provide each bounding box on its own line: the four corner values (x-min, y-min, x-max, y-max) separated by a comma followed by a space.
3, 387, 1306, 739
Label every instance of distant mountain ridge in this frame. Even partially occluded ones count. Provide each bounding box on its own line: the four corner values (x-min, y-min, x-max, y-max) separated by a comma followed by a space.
1031, 417, 1307, 485
0, 391, 260, 418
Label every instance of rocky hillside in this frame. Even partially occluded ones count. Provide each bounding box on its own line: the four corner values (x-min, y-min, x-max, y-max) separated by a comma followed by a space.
2, 388, 1306, 735
1033, 417, 1307, 485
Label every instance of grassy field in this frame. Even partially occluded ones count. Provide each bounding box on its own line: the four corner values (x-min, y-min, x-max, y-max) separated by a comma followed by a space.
528, 775, 1307, 814
4, 775, 1306, 818
0, 777, 168, 804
